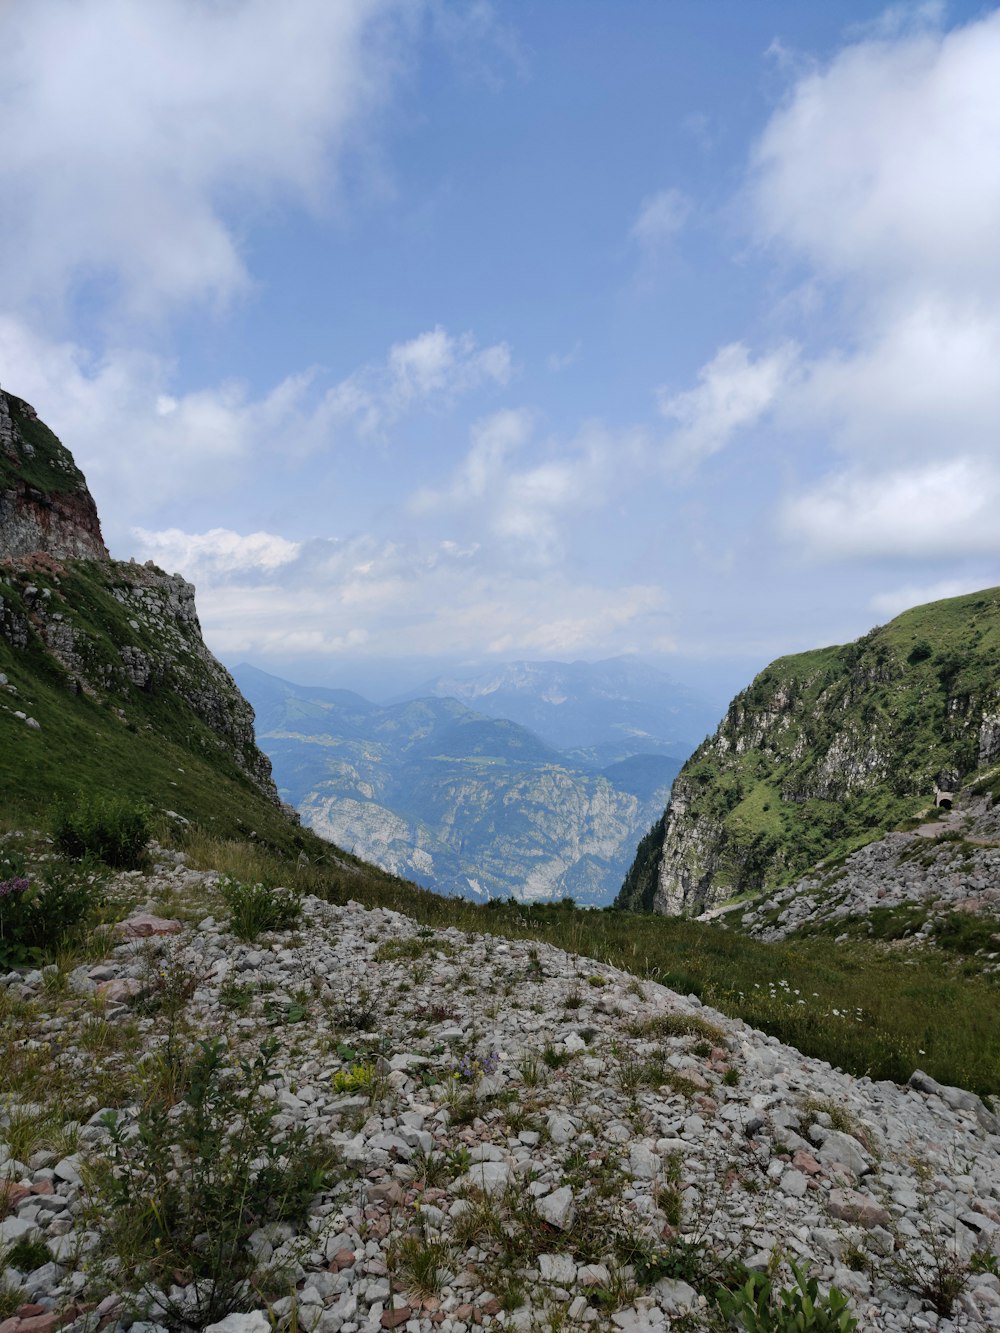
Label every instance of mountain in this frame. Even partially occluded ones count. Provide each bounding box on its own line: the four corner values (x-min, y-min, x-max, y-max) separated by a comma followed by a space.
0, 387, 304, 847
403, 656, 719, 766
234, 663, 683, 904
617, 587, 1000, 915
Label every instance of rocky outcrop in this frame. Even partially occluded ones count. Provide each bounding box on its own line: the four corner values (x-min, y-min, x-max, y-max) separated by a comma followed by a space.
0, 388, 280, 806
0, 390, 108, 562
618, 588, 1000, 916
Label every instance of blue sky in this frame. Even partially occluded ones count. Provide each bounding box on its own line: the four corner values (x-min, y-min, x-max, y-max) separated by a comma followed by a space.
2, 0, 999, 703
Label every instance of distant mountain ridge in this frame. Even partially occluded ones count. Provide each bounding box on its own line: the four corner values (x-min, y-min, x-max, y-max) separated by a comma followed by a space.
402, 656, 718, 767
235, 662, 689, 904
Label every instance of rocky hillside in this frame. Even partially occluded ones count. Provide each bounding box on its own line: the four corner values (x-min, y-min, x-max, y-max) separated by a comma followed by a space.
727, 783, 1000, 954
617, 589, 1000, 916
0, 388, 289, 840
235, 666, 681, 906
2, 839, 999, 1332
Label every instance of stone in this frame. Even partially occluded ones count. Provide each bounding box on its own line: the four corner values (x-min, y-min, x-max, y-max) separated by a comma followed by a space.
538, 1253, 576, 1284
535, 1186, 576, 1230
815, 1130, 871, 1177
380, 1308, 411, 1329
203, 1314, 272, 1333
828, 1188, 891, 1230
114, 913, 183, 939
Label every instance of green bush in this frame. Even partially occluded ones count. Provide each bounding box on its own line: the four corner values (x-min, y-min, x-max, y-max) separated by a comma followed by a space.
96, 1037, 333, 1326
717, 1261, 858, 1331
53, 794, 150, 869
220, 876, 301, 941
0, 861, 101, 969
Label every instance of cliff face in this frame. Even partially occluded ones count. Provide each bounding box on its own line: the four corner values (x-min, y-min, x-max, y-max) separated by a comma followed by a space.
617, 588, 1000, 915
0, 389, 108, 561
0, 389, 280, 807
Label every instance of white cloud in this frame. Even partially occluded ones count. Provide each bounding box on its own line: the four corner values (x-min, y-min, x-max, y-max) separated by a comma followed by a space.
327, 326, 512, 437
413, 409, 533, 509
782, 459, 1000, 560
130, 524, 669, 662
686, 6, 1000, 569
413, 413, 643, 562
659, 342, 797, 465
0, 314, 321, 536
870, 576, 991, 619
751, 9, 1000, 299
131, 527, 302, 577
0, 0, 410, 319
783, 299, 1000, 458
631, 188, 692, 249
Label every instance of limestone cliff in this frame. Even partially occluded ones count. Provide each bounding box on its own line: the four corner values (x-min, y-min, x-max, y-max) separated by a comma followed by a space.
617, 587, 1000, 915
0, 388, 281, 807
0, 389, 108, 561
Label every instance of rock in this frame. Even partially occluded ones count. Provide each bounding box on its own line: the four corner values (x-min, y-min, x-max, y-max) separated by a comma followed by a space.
816, 1130, 871, 1178
203, 1314, 271, 1333
114, 913, 183, 939
535, 1186, 576, 1230
538, 1253, 577, 1284
828, 1188, 892, 1230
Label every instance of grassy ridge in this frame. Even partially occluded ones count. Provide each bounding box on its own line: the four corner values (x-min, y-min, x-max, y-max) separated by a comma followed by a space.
619, 586, 1000, 910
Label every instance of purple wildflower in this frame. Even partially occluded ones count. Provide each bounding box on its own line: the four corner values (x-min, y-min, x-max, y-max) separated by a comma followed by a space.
0, 877, 30, 899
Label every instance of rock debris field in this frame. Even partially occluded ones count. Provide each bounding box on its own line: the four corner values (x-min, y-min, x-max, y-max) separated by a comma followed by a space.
736, 797, 1000, 951
2, 849, 1000, 1332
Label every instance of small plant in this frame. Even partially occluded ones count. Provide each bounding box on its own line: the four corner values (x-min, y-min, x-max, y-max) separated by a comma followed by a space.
0, 862, 101, 969
95, 1037, 334, 1328
717, 1261, 858, 1331
375, 935, 454, 962
4, 1236, 51, 1273
518, 1053, 544, 1087
0, 1267, 27, 1322
221, 877, 301, 941
723, 1067, 741, 1087
390, 1233, 452, 1298
332, 1059, 387, 1102
53, 795, 149, 869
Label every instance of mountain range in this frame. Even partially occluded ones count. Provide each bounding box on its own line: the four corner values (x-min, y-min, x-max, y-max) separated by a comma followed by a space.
233, 662, 702, 904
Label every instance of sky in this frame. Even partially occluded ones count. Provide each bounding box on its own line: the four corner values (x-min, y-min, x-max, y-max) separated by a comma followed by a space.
2, 0, 999, 704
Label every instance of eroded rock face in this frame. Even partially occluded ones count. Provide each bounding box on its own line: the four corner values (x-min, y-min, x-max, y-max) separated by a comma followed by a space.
0, 388, 281, 807
0, 390, 108, 562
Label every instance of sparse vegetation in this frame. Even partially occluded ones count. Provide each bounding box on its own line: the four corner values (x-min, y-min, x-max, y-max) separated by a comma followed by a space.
220, 875, 301, 940
53, 794, 150, 869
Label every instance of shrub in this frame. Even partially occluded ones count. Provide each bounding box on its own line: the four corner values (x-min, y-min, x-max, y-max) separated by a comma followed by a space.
53, 794, 149, 869
96, 1037, 334, 1326
0, 862, 101, 969
220, 877, 301, 941
717, 1261, 858, 1331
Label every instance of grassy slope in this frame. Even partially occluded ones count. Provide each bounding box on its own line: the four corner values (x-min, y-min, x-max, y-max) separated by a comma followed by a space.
620, 587, 1000, 908
1, 394, 88, 495
0, 563, 307, 856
